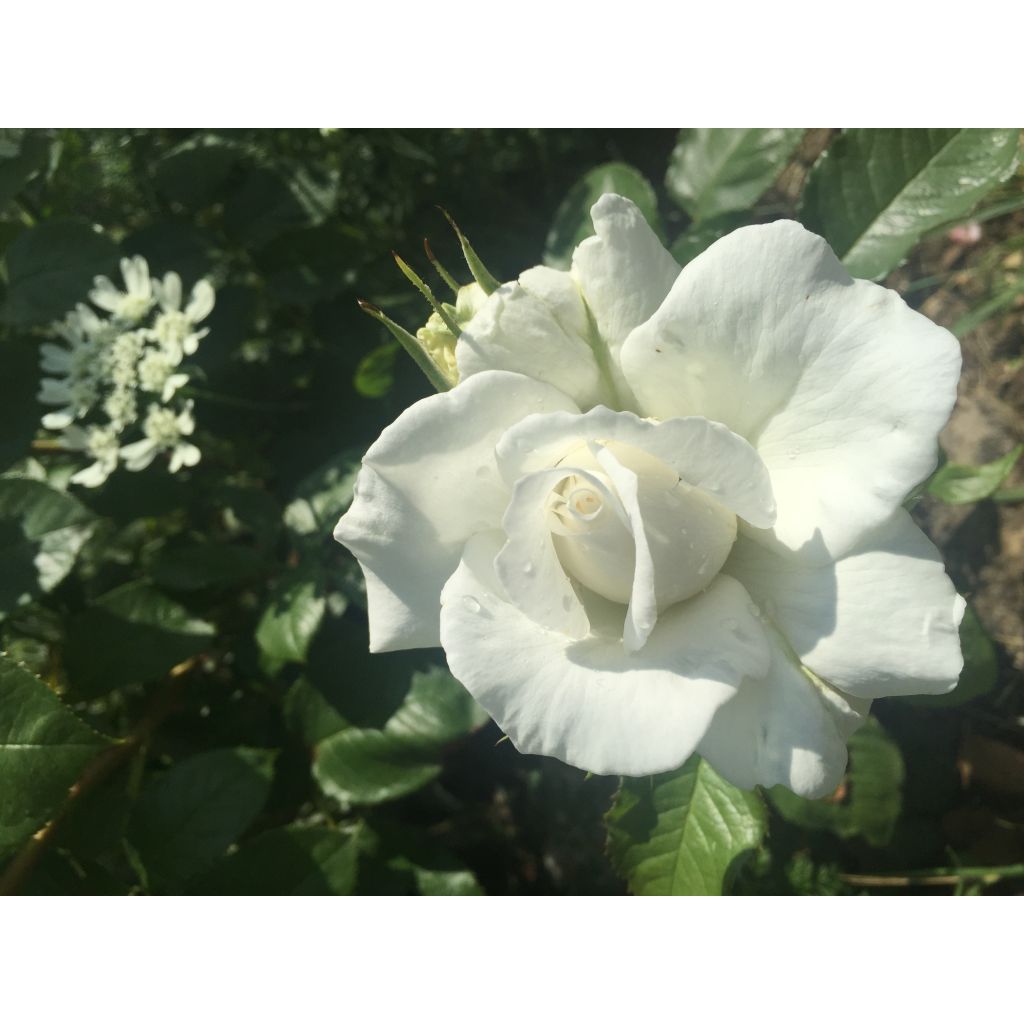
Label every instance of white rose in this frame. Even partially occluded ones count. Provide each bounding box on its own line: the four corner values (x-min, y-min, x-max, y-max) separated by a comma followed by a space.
334, 194, 964, 798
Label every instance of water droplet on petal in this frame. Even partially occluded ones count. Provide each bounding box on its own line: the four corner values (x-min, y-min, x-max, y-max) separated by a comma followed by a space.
522, 560, 534, 575
461, 596, 481, 614
474, 465, 490, 479
561, 594, 574, 611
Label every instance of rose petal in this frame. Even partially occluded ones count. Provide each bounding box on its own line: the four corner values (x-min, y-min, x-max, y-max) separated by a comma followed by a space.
440, 531, 770, 777
334, 371, 579, 652
620, 219, 961, 559
494, 467, 597, 641
457, 271, 609, 409
571, 194, 680, 381
495, 406, 775, 527
591, 444, 658, 652
698, 641, 868, 799
726, 509, 965, 698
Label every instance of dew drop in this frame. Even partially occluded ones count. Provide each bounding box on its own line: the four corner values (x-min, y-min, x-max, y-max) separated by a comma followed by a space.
522, 560, 535, 575
461, 596, 481, 614
474, 465, 490, 479
561, 594, 574, 611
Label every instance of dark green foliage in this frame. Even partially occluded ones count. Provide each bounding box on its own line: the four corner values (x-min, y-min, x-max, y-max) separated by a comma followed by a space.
2, 220, 118, 325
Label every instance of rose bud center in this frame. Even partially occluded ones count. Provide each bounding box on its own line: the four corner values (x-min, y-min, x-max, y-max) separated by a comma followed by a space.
548, 442, 737, 609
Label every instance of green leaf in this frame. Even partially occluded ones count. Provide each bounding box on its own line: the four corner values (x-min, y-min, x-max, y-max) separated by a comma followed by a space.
121, 222, 215, 284
356, 820, 482, 895
154, 136, 240, 209
927, 444, 1023, 504
770, 718, 904, 847
255, 567, 326, 665
354, 341, 398, 398
1, 220, 118, 326
669, 212, 749, 267
905, 604, 997, 708
190, 823, 360, 895
222, 166, 310, 249
64, 581, 215, 697
801, 129, 1020, 279
0, 131, 51, 209
0, 477, 95, 619
666, 128, 803, 222
129, 747, 275, 886
544, 162, 661, 268
284, 618, 427, 743
151, 541, 265, 592
312, 667, 486, 806
283, 450, 360, 537
0, 337, 42, 469
605, 755, 767, 895
0, 655, 111, 857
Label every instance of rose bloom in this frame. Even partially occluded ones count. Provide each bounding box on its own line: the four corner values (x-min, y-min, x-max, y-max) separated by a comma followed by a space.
335, 194, 963, 798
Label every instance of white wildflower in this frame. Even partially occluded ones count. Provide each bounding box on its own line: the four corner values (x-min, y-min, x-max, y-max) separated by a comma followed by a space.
120, 400, 201, 474
150, 271, 215, 359
40, 257, 212, 487
61, 424, 122, 488
102, 386, 138, 432
89, 255, 156, 324
138, 348, 189, 403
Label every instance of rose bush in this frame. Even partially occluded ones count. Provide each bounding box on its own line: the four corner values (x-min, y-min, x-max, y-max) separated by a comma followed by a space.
334, 193, 964, 799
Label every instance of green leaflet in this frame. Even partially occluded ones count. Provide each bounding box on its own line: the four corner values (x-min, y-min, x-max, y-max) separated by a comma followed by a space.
606, 755, 767, 895
0, 477, 95, 620
801, 128, 1020, 279
0, 656, 111, 858
1, 220, 118, 325
927, 444, 1024, 505
190, 823, 361, 895
255, 566, 326, 665
63, 581, 215, 697
666, 128, 803, 221
128, 747, 275, 888
312, 667, 486, 807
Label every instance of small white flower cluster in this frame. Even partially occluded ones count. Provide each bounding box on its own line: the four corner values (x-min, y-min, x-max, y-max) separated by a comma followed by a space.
38, 255, 215, 488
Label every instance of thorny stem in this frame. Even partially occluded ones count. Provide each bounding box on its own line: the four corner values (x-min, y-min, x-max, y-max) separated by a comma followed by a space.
0, 657, 200, 897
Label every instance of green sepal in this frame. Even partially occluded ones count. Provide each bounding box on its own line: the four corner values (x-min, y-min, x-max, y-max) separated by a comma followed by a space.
439, 207, 501, 295
423, 238, 461, 295
357, 300, 453, 393
392, 251, 462, 338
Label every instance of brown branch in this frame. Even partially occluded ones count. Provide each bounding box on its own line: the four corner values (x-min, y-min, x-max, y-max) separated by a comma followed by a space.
0, 658, 199, 897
